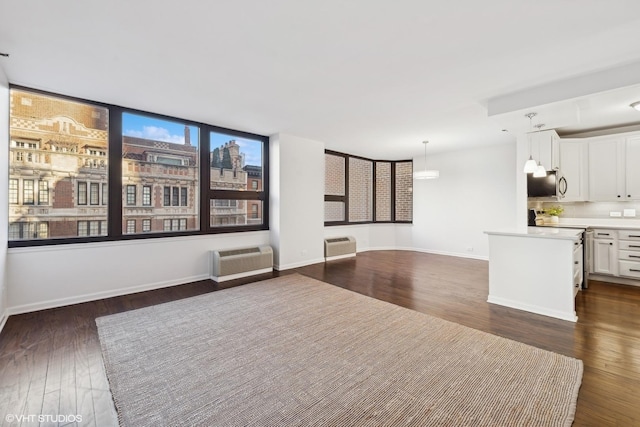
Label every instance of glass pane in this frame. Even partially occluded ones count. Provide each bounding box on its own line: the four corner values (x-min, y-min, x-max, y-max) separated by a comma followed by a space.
395, 161, 413, 222
122, 113, 199, 234
324, 201, 345, 222
325, 154, 345, 196
210, 199, 262, 227
9, 88, 109, 240
210, 132, 263, 191
348, 157, 373, 222
375, 162, 392, 221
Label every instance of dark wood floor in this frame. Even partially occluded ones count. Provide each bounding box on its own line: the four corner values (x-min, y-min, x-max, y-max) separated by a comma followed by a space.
1, 251, 639, 426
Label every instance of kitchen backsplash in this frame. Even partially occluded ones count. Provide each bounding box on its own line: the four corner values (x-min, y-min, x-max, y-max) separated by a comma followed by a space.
531, 201, 640, 219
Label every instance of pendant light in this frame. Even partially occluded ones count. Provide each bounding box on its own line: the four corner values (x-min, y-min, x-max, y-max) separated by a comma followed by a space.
532, 123, 547, 178
413, 141, 439, 180
523, 112, 537, 173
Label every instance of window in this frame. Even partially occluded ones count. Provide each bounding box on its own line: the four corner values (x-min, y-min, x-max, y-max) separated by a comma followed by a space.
9, 88, 108, 242
126, 185, 136, 205
209, 132, 265, 229
77, 182, 87, 205
90, 183, 100, 205
23, 180, 35, 205
123, 112, 199, 235
126, 220, 136, 234
39, 181, 49, 205
9, 179, 18, 204
324, 150, 412, 225
143, 186, 151, 206
180, 187, 188, 206
9, 87, 268, 247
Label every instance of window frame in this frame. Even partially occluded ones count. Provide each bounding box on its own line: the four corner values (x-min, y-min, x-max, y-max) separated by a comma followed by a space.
8, 85, 269, 248
324, 149, 412, 226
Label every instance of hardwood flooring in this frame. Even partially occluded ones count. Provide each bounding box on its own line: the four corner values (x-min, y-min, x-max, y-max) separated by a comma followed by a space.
1, 251, 639, 426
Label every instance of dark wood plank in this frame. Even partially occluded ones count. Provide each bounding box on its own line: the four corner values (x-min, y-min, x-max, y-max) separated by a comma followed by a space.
0, 251, 639, 425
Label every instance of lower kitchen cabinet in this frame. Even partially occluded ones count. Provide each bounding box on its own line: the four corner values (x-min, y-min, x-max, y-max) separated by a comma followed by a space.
592, 230, 618, 275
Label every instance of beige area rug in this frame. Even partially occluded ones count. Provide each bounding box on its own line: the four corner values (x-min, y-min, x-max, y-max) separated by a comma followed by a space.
96, 273, 582, 426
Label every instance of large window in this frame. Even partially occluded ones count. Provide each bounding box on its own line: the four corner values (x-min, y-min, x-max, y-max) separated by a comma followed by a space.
324, 150, 412, 225
8, 86, 268, 246
209, 132, 266, 229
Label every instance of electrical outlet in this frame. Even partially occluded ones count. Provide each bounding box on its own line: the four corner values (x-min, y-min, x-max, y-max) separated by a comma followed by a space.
466, 246, 474, 252
624, 209, 637, 217
610, 211, 622, 217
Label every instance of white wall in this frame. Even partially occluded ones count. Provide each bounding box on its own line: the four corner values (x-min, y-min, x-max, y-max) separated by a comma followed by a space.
412, 142, 517, 259
0, 66, 9, 331
323, 223, 409, 252
270, 134, 325, 269
7, 231, 269, 314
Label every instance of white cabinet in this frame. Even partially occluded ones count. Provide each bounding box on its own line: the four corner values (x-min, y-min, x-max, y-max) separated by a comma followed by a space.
588, 137, 625, 201
592, 229, 618, 275
530, 129, 560, 171
618, 230, 640, 279
625, 137, 640, 200
558, 140, 588, 201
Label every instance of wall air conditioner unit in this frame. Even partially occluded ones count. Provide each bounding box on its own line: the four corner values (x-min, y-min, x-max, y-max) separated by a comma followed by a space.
211, 245, 273, 282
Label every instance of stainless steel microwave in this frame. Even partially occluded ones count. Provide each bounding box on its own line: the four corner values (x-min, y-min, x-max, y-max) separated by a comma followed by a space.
527, 170, 567, 200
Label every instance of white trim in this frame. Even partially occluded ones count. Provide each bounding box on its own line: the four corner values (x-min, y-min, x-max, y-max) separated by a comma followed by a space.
274, 257, 325, 271
0, 311, 8, 336
211, 267, 273, 282
392, 247, 489, 261
587, 274, 640, 287
325, 253, 355, 262
487, 295, 578, 323
7, 274, 210, 316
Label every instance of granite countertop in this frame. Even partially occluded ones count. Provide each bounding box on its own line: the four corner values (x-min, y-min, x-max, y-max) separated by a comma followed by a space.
484, 227, 583, 240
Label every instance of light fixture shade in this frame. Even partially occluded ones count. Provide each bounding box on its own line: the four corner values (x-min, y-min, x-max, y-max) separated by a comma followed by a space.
523, 156, 537, 173
414, 169, 440, 180
533, 163, 547, 178
631, 101, 640, 111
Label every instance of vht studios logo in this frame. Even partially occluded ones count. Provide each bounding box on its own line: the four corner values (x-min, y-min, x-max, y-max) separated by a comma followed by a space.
5, 414, 83, 423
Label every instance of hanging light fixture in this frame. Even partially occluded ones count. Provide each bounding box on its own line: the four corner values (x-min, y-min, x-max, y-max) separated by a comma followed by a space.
532, 123, 547, 178
523, 112, 538, 173
413, 141, 439, 180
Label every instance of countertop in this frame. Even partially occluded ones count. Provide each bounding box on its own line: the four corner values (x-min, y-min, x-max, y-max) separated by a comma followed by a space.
540, 218, 640, 231
484, 227, 583, 240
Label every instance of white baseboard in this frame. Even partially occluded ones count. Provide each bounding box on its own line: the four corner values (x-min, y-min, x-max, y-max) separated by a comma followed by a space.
0, 311, 8, 337
274, 257, 326, 271
7, 274, 211, 316
211, 268, 273, 282
360, 246, 489, 261
487, 295, 577, 323
588, 274, 640, 287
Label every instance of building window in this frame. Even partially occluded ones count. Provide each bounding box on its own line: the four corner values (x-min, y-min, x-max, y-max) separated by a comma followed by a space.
163, 187, 171, 206
9, 222, 49, 240
9, 179, 18, 204
126, 220, 136, 234
78, 221, 88, 237
126, 185, 136, 205
251, 180, 258, 190
142, 186, 151, 206
78, 182, 88, 205
251, 204, 259, 219
39, 181, 49, 205
23, 180, 35, 205
163, 219, 171, 231
172, 186, 179, 206
324, 150, 412, 225
142, 219, 151, 232
102, 183, 108, 205
90, 182, 100, 205
180, 187, 188, 206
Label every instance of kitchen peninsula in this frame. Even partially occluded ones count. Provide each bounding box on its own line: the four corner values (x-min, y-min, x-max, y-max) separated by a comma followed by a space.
485, 227, 584, 322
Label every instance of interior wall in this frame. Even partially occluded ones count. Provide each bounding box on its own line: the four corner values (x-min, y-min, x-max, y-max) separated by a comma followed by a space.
412, 142, 517, 259
7, 231, 270, 314
0, 66, 9, 331
269, 133, 325, 269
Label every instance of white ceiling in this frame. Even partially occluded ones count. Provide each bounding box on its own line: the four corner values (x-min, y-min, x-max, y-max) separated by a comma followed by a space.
2, 0, 640, 159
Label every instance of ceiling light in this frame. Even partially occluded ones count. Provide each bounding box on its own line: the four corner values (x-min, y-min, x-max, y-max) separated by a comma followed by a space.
631, 101, 640, 111
414, 141, 439, 180
523, 112, 537, 173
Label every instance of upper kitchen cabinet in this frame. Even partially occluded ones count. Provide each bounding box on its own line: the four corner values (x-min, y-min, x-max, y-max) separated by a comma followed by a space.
588, 137, 626, 201
530, 129, 560, 171
558, 140, 588, 201
626, 137, 640, 200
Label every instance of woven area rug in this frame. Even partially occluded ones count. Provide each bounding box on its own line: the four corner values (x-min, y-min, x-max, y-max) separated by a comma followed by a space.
96, 273, 582, 426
